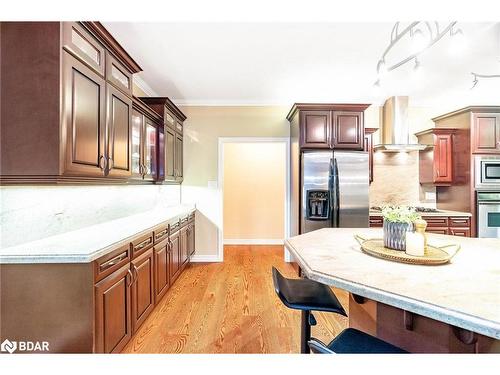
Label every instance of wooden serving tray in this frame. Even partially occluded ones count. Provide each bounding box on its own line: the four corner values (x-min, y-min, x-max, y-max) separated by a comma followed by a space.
354, 235, 460, 265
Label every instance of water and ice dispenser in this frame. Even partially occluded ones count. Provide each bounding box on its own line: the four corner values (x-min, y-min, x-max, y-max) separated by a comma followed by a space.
306, 190, 330, 220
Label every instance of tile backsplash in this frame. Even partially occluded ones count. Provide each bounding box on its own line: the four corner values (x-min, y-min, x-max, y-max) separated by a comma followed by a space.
0, 184, 180, 248
369, 150, 436, 207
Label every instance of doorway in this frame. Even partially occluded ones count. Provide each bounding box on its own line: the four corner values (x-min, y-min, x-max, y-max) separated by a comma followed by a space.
218, 137, 290, 261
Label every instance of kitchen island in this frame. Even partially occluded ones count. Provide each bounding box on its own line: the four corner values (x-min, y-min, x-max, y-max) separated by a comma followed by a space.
285, 228, 500, 353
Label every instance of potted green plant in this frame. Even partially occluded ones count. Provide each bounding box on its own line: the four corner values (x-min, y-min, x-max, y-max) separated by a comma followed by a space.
381, 206, 421, 251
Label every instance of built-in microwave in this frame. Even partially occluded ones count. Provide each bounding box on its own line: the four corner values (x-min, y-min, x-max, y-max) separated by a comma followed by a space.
475, 156, 500, 190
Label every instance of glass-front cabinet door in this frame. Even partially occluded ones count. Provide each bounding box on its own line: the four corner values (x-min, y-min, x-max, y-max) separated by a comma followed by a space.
143, 118, 157, 181
131, 109, 143, 179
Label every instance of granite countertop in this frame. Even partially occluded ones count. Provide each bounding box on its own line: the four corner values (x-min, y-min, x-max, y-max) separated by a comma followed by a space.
285, 228, 500, 339
369, 210, 472, 217
0, 204, 196, 264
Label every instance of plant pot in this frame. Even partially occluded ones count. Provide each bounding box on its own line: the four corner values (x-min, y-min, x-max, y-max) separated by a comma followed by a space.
383, 220, 414, 251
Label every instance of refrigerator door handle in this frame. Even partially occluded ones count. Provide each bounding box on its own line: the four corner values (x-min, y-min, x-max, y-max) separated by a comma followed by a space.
331, 157, 340, 228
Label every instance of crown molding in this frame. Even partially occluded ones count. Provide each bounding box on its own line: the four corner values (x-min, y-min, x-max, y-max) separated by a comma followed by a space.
133, 75, 159, 97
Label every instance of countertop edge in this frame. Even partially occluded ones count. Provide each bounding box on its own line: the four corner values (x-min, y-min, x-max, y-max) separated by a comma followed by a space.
284, 239, 500, 340
0, 206, 196, 264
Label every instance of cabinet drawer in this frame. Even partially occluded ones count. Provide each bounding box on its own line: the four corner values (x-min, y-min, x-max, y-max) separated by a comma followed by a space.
188, 212, 195, 222
63, 22, 105, 76
106, 51, 132, 95
94, 244, 131, 283
448, 217, 470, 227
426, 228, 449, 235
421, 217, 448, 227
130, 232, 154, 258
180, 215, 190, 227
153, 224, 169, 244
169, 220, 181, 233
369, 216, 383, 227
449, 227, 471, 237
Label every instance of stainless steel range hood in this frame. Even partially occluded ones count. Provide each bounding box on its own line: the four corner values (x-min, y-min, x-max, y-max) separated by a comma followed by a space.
374, 96, 427, 152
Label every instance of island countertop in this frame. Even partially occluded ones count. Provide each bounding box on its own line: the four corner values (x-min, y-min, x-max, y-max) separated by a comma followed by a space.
284, 228, 500, 340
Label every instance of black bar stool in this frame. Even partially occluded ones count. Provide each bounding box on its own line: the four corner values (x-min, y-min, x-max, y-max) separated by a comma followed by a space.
272, 266, 347, 353
272, 267, 407, 354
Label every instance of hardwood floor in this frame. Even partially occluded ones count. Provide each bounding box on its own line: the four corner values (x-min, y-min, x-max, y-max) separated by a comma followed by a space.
122, 245, 348, 353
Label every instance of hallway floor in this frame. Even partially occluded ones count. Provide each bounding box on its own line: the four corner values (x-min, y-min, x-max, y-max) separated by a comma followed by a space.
122, 245, 348, 353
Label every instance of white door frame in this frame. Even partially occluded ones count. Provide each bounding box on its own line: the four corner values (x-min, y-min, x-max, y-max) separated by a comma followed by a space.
217, 137, 291, 262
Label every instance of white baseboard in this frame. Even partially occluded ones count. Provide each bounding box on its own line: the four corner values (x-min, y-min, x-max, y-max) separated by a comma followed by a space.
190, 254, 223, 263
223, 238, 284, 245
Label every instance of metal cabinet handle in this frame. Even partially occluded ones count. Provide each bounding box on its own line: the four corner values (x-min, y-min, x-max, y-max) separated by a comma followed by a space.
133, 265, 139, 283
135, 238, 152, 251
139, 164, 144, 175
99, 155, 107, 171
156, 229, 167, 240
108, 157, 113, 171
99, 252, 127, 271
127, 269, 133, 287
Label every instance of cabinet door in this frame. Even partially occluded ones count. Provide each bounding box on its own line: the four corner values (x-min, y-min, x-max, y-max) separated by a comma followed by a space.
62, 52, 106, 177
180, 226, 189, 265
175, 134, 183, 182
165, 127, 176, 182
131, 109, 144, 179
131, 248, 155, 333
154, 240, 169, 303
300, 111, 331, 148
473, 114, 500, 153
332, 111, 364, 150
143, 117, 157, 181
169, 231, 181, 284
433, 134, 453, 184
188, 223, 196, 257
449, 227, 471, 237
95, 264, 132, 353
106, 84, 132, 178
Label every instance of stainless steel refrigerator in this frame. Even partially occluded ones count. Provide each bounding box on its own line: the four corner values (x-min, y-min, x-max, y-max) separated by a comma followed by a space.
301, 151, 369, 233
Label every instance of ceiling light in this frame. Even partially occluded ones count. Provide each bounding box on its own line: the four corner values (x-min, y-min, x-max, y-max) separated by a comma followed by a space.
449, 27, 466, 55
411, 28, 428, 53
377, 59, 388, 78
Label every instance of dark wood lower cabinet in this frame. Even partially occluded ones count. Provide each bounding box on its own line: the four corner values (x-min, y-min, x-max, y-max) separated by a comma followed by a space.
95, 264, 132, 354
369, 215, 471, 237
180, 226, 189, 265
154, 238, 170, 303
169, 230, 182, 284
187, 222, 195, 258
131, 248, 155, 333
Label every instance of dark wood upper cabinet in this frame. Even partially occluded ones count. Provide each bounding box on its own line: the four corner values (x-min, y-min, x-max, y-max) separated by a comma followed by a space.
332, 111, 364, 150
0, 22, 142, 184
131, 99, 161, 182
130, 248, 155, 333
416, 128, 455, 186
175, 134, 184, 182
106, 84, 132, 178
165, 127, 176, 182
62, 22, 105, 76
62, 52, 107, 177
287, 104, 370, 151
473, 114, 500, 154
94, 264, 132, 353
300, 111, 331, 148
139, 97, 187, 185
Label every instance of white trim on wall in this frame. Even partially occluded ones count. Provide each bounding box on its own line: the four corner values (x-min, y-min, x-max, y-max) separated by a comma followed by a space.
190, 254, 222, 263
223, 239, 284, 245
134, 75, 159, 97
218, 137, 291, 263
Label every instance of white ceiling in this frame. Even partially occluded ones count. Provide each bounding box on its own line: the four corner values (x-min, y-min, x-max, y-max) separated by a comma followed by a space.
104, 22, 500, 108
